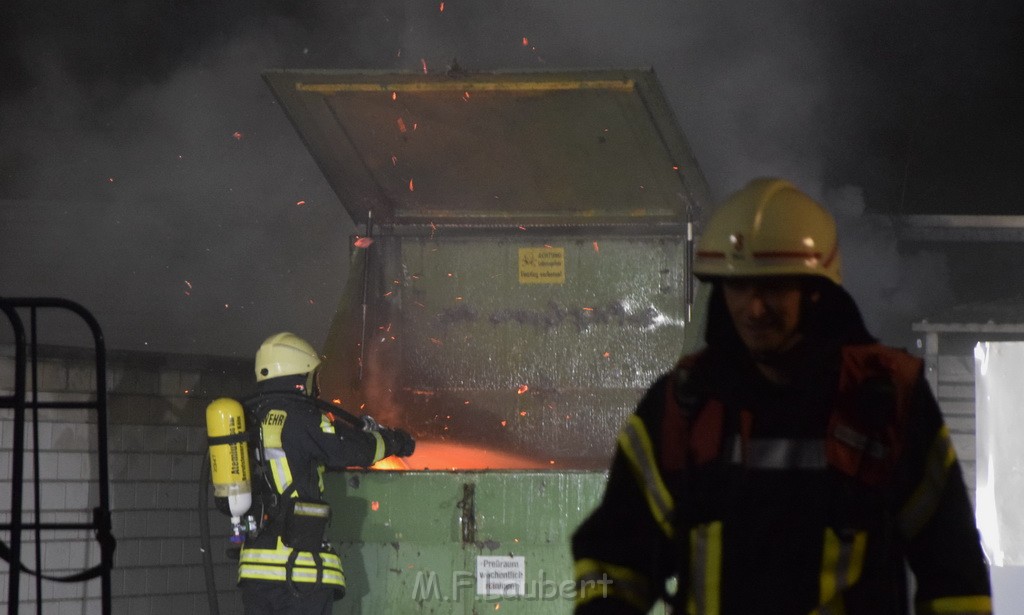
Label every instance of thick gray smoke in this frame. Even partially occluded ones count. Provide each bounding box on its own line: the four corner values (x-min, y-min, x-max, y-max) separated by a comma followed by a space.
0, 0, 1014, 356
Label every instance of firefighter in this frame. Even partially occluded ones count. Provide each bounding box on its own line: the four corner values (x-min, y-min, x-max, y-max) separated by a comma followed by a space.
571, 178, 991, 614
237, 332, 414, 615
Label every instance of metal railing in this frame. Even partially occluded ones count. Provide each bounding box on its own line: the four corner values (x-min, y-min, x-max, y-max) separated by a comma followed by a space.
0, 298, 114, 615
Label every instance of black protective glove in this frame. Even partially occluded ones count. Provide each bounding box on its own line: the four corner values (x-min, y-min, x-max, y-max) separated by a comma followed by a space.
378, 427, 416, 458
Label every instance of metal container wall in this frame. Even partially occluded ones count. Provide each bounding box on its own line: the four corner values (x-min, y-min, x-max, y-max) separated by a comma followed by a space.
326, 469, 668, 614
357, 233, 689, 468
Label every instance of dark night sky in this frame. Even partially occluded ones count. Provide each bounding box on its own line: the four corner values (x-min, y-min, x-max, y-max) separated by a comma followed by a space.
1, 1, 1022, 357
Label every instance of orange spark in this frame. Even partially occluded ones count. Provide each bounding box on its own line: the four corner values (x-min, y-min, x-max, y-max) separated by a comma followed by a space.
519, 411, 528, 417
296, 200, 306, 206
603, 351, 611, 358
384, 291, 394, 297
420, 58, 428, 73
518, 225, 527, 231
232, 131, 243, 140
396, 117, 407, 133
332, 398, 342, 405
583, 307, 594, 311
439, 1, 444, 11
672, 165, 680, 170
517, 385, 529, 394
408, 178, 415, 191
462, 91, 471, 101
391, 91, 397, 101
500, 420, 507, 427
593, 241, 600, 252
522, 37, 529, 46
371, 501, 380, 511
354, 236, 374, 248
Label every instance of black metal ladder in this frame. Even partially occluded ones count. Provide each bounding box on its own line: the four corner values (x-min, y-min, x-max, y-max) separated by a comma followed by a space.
0, 298, 114, 615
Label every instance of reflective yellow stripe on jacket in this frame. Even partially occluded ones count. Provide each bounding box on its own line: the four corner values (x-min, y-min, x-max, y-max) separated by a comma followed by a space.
574, 558, 653, 612
900, 425, 957, 539
812, 527, 867, 615
618, 415, 676, 538
916, 595, 993, 614
239, 537, 346, 588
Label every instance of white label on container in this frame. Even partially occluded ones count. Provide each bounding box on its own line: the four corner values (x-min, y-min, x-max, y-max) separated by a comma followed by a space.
476, 555, 526, 596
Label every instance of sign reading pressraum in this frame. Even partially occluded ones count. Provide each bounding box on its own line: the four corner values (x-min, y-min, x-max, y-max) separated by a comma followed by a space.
518, 247, 565, 284
476, 555, 526, 596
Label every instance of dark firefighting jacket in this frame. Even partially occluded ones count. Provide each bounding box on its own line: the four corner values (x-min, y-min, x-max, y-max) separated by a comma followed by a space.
573, 284, 987, 613
237, 376, 387, 594
572, 287, 991, 615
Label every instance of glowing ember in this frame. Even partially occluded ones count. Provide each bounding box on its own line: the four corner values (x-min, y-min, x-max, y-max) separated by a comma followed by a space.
517, 385, 529, 394
593, 241, 600, 252
232, 131, 243, 140
603, 351, 611, 358
500, 420, 507, 427
391, 91, 397, 101
371, 501, 380, 511
519, 411, 527, 417
439, 2, 444, 11
522, 37, 529, 46
354, 236, 374, 248
420, 58, 428, 74
296, 200, 306, 206
396, 117, 407, 133
409, 178, 415, 191
462, 91, 471, 102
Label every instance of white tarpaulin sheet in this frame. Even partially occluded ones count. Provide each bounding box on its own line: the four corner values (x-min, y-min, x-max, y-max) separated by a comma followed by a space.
973, 341, 1024, 566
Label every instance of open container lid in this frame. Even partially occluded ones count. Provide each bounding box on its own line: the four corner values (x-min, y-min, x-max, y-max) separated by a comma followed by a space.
263, 68, 710, 229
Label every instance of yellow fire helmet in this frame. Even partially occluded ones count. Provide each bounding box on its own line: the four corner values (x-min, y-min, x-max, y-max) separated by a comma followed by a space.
254, 332, 322, 382
693, 178, 842, 285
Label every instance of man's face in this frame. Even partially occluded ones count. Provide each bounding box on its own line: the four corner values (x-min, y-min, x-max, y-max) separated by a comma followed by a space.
721, 276, 806, 359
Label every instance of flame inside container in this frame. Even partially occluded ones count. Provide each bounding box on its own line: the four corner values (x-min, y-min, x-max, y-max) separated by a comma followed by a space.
369, 439, 552, 471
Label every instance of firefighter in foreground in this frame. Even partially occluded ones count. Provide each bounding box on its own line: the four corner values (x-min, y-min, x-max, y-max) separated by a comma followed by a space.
209, 332, 415, 615
572, 178, 991, 614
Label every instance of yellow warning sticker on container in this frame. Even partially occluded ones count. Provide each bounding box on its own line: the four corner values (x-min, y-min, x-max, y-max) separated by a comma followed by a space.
518, 247, 565, 284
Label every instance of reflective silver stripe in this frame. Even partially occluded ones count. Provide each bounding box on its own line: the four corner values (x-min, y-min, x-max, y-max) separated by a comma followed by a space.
900, 425, 956, 539
727, 435, 827, 470
268, 455, 292, 494
729, 433, 831, 468
832, 424, 887, 459
618, 415, 675, 537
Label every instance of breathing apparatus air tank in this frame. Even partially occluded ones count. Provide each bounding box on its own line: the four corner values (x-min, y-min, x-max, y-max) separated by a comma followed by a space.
205, 397, 252, 543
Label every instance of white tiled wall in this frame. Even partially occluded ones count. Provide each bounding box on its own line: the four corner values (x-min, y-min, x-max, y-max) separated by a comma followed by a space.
1, 348, 248, 614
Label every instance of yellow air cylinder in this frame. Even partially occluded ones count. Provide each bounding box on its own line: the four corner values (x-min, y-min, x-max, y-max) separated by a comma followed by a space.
206, 398, 252, 527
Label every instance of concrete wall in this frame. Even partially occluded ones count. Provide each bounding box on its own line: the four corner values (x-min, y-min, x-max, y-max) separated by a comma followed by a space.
1, 345, 250, 614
